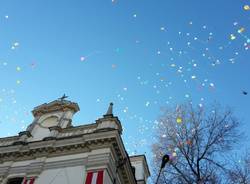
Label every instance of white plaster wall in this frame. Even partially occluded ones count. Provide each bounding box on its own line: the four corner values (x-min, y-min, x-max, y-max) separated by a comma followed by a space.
28, 124, 50, 141
60, 111, 74, 128
0, 157, 45, 168
104, 170, 113, 184
131, 161, 144, 181
35, 166, 85, 184
12, 160, 32, 167
45, 153, 88, 163
97, 120, 118, 130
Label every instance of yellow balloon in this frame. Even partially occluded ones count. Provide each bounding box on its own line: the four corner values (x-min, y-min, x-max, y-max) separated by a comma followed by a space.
238, 27, 245, 33
176, 117, 182, 123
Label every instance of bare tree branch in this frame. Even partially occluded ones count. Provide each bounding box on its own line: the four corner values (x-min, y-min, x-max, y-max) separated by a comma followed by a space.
151, 103, 242, 184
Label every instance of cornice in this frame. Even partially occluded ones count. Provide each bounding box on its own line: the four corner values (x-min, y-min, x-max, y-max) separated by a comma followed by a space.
32, 100, 79, 117
0, 157, 88, 177
111, 133, 137, 184
96, 116, 123, 134
0, 136, 19, 147
0, 130, 119, 163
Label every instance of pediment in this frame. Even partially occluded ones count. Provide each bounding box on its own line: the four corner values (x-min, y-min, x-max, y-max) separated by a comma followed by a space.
32, 100, 79, 117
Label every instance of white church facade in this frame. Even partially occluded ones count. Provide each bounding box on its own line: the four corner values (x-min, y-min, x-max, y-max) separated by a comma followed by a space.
0, 99, 150, 184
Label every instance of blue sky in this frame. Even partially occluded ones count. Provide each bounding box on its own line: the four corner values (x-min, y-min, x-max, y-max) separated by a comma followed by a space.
0, 0, 249, 165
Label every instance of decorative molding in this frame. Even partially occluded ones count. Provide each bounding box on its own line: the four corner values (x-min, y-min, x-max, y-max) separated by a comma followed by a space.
0, 132, 117, 161
19, 131, 32, 138
0, 150, 89, 177
96, 116, 123, 134
32, 100, 79, 117
0, 137, 19, 147
49, 126, 62, 132
0, 132, 136, 184
0, 117, 139, 184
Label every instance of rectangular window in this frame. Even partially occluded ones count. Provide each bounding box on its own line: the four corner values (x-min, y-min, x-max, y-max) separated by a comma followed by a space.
6, 177, 24, 184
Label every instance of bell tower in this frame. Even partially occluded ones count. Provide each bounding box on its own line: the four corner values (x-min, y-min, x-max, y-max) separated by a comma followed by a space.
24, 97, 79, 141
